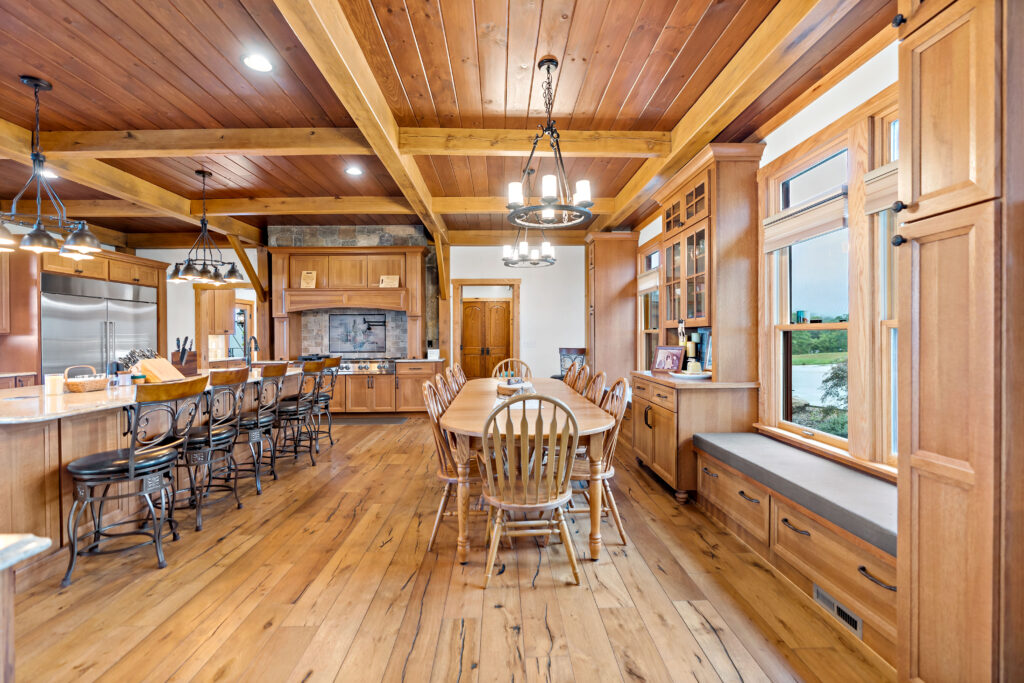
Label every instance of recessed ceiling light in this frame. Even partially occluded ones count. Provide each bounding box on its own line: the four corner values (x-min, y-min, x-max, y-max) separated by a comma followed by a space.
242, 53, 273, 72
345, 165, 363, 176
41, 169, 58, 179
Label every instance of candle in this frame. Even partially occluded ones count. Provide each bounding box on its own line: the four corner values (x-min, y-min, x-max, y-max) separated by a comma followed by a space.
574, 179, 591, 203
541, 207, 554, 221
519, 241, 529, 256
541, 174, 557, 201
502, 244, 514, 259
507, 181, 523, 206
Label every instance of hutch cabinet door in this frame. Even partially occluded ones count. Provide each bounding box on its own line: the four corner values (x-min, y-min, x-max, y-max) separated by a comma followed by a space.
897, 201, 997, 681
633, 399, 654, 466
683, 218, 710, 327
898, 0, 998, 222
662, 235, 683, 344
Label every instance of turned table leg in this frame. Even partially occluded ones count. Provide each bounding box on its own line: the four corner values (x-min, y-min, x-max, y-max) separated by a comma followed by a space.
454, 433, 471, 565
588, 431, 605, 561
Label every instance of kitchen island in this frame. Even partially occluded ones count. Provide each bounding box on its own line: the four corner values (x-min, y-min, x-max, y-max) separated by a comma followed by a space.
0, 370, 300, 589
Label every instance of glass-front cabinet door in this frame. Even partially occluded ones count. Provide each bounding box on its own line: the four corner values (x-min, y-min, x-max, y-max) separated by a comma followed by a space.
663, 236, 683, 345
683, 219, 709, 326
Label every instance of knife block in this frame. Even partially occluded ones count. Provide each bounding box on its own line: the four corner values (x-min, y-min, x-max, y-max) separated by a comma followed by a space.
170, 352, 198, 378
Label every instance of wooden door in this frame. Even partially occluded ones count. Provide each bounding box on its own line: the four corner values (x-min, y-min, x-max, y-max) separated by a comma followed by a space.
372, 375, 396, 411
345, 376, 372, 412
460, 300, 487, 378
897, 201, 997, 681
484, 301, 511, 376
898, 0, 998, 222
649, 403, 677, 486
328, 255, 367, 288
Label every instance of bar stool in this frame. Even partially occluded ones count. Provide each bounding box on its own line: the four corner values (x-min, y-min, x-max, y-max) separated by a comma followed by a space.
62, 375, 209, 586
235, 362, 288, 490
181, 367, 249, 531
274, 360, 323, 468
313, 356, 340, 447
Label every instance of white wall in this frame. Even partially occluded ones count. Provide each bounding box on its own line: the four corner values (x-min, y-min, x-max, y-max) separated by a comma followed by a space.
136, 248, 258, 352
761, 42, 898, 166
449, 246, 585, 378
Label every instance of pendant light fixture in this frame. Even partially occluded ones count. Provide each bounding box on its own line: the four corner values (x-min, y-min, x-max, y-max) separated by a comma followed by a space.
0, 77, 103, 257
501, 222, 556, 268
506, 58, 593, 231
168, 170, 246, 286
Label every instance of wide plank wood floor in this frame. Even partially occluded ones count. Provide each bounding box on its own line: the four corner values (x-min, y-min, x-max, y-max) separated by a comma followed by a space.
14, 418, 894, 682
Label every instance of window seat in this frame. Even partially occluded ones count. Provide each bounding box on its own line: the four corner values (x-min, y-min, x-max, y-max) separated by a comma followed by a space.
693, 433, 897, 556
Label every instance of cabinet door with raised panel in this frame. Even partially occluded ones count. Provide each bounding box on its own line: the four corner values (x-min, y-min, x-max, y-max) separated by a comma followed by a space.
289, 255, 329, 288
107, 259, 137, 283
649, 403, 677, 486
897, 201, 997, 682
372, 375, 396, 411
632, 398, 654, 465
367, 254, 404, 288
895, 0, 956, 38
898, 0, 998, 221
345, 375, 372, 412
328, 255, 367, 288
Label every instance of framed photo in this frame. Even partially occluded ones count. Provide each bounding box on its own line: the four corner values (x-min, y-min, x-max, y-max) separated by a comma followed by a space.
300, 270, 317, 288
379, 275, 400, 288
651, 345, 684, 372
703, 334, 713, 371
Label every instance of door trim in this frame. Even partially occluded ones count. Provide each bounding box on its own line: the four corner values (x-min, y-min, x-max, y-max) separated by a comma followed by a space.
451, 279, 520, 372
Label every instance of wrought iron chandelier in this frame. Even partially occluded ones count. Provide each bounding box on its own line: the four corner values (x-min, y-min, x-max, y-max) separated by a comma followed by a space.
167, 170, 244, 285
0, 76, 102, 258
501, 223, 555, 268
506, 57, 593, 230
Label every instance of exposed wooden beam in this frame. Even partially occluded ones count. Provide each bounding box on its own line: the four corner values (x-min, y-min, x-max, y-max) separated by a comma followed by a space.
0, 201, 131, 247
448, 230, 587, 246
273, 0, 449, 243
590, 0, 865, 233
399, 128, 671, 158
432, 196, 615, 214
433, 233, 448, 301
225, 234, 267, 303
123, 232, 230, 249
1, 199, 160, 218
41, 127, 372, 158
0, 117, 262, 244
199, 196, 414, 216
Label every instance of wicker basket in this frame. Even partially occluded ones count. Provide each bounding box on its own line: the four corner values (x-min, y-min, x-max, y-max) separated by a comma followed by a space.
496, 379, 533, 397
63, 365, 109, 393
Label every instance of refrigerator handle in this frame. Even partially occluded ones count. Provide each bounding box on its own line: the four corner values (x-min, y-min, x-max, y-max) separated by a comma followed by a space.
100, 321, 108, 371
108, 321, 116, 371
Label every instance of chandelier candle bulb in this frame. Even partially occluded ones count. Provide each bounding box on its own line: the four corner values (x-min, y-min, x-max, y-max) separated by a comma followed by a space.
508, 182, 524, 207
541, 207, 555, 221
530, 248, 540, 261
542, 241, 554, 257
519, 241, 529, 256
502, 244, 514, 259
541, 174, 557, 201
575, 180, 591, 204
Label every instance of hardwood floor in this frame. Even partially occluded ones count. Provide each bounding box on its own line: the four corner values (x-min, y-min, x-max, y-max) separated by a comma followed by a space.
13, 418, 893, 682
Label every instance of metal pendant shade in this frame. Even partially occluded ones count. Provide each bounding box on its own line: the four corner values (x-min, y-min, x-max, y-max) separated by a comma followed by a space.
506, 58, 593, 231
167, 170, 247, 287
0, 76, 103, 258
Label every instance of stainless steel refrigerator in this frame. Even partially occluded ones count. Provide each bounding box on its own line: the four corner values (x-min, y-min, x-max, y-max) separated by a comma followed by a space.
41, 273, 158, 377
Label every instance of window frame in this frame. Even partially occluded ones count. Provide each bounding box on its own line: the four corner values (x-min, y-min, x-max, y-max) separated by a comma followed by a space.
636, 234, 663, 371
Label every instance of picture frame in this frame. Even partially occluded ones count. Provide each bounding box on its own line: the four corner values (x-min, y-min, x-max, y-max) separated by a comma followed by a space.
300, 270, 317, 288
651, 345, 684, 373
703, 334, 713, 371
379, 275, 400, 288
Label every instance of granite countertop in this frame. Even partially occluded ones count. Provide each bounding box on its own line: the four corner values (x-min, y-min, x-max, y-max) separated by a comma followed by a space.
630, 370, 759, 390
0, 534, 51, 571
0, 369, 300, 425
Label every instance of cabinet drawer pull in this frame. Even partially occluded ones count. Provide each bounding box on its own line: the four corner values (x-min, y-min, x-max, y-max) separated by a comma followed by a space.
655, 392, 669, 400
858, 566, 897, 592
701, 466, 718, 478
781, 518, 810, 536
737, 490, 760, 504
635, 384, 647, 392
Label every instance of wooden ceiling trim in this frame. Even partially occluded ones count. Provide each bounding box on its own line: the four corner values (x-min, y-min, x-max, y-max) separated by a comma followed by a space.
273, 0, 448, 242
432, 196, 614, 214
41, 128, 372, 158
0, 117, 261, 243
225, 234, 267, 303
398, 128, 670, 157
591, 0, 865, 232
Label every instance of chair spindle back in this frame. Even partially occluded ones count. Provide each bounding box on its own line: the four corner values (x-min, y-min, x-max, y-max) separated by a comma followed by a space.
491, 358, 532, 378
584, 371, 607, 403
598, 378, 629, 471
423, 381, 459, 476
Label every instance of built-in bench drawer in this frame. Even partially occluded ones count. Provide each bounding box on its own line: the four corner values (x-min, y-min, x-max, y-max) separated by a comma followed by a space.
697, 454, 769, 544
632, 378, 676, 412
772, 497, 897, 636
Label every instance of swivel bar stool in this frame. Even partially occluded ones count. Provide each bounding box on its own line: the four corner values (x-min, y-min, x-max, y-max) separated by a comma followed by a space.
274, 359, 324, 468
62, 375, 209, 586
235, 362, 288, 490
313, 356, 340, 447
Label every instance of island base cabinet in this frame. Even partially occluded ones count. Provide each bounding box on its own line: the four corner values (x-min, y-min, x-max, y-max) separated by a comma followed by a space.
0, 422, 61, 571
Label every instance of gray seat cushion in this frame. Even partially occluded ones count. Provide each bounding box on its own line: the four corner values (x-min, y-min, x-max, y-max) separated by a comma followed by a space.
693, 433, 897, 556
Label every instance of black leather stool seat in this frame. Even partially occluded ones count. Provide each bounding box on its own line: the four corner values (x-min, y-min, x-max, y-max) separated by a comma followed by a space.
67, 445, 179, 477
184, 424, 238, 447
239, 411, 275, 429
316, 393, 331, 405
278, 399, 311, 413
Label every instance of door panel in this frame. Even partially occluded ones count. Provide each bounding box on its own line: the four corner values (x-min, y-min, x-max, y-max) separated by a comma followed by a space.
633, 399, 653, 466
289, 255, 329, 288
40, 293, 105, 376
366, 254, 405, 287
328, 255, 367, 288
484, 301, 510, 375
345, 376, 372, 412
461, 301, 487, 378
897, 201, 996, 681
649, 403, 677, 485
372, 375, 396, 411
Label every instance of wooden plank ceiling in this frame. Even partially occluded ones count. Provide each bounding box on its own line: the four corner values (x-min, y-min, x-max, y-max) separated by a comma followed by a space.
0, 0, 894, 244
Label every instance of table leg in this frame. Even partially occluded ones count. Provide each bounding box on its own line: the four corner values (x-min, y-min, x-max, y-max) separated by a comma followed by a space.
454, 433, 471, 565
588, 431, 604, 561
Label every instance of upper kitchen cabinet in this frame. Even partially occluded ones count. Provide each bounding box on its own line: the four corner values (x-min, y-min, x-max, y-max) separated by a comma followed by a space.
898, 0, 999, 221
41, 252, 108, 280
328, 255, 366, 288
653, 143, 763, 382
894, 0, 958, 38
288, 255, 329, 289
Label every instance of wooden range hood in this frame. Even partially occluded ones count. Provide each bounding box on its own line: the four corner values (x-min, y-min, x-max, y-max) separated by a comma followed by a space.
282, 287, 409, 313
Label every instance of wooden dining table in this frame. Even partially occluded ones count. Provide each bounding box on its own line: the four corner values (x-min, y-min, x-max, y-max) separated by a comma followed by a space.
439, 377, 616, 563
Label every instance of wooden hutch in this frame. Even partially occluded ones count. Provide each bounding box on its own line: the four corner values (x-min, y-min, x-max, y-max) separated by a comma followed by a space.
628, 143, 763, 501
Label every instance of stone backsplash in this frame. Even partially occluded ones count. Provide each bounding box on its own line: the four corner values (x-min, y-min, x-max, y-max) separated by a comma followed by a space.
268, 225, 439, 349
301, 307, 408, 358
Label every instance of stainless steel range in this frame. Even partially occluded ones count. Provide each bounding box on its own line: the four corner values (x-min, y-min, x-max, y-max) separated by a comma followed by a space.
338, 359, 395, 375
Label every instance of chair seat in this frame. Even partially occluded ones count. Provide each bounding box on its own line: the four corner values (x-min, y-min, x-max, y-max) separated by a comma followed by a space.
278, 399, 311, 413
316, 393, 332, 405
482, 485, 571, 511
239, 411, 275, 430
184, 424, 237, 447
67, 445, 179, 478
570, 459, 613, 480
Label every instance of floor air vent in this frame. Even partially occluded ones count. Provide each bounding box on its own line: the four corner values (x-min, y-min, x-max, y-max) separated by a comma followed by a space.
813, 584, 863, 639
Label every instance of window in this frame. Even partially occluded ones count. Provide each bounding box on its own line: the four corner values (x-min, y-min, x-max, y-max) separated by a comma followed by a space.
640, 288, 660, 370
780, 150, 848, 209
642, 249, 660, 272
637, 237, 662, 371
777, 228, 851, 440
877, 209, 899, 464
888, 120, 899, 162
